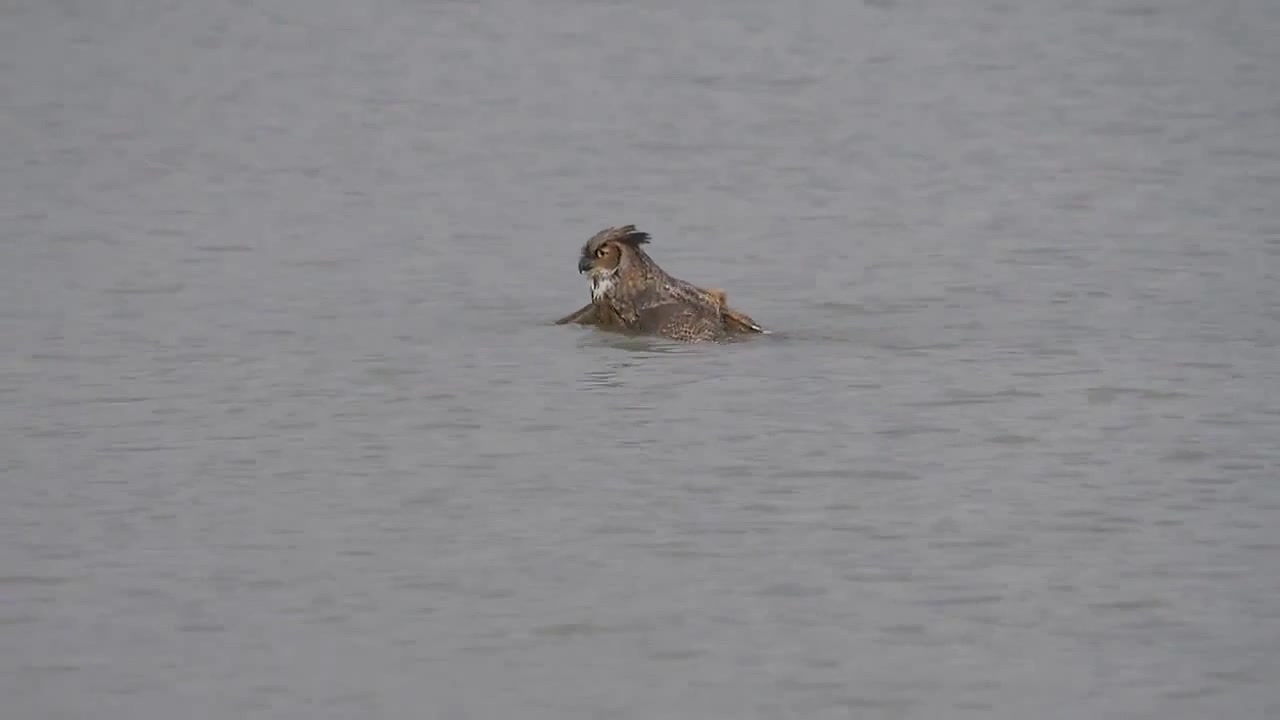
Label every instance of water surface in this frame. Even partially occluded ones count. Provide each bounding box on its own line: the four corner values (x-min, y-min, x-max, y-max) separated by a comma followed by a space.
2, 0, 1279, 718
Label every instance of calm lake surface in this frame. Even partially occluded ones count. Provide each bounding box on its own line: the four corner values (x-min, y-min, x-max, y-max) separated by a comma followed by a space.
3, 0, 1279, 717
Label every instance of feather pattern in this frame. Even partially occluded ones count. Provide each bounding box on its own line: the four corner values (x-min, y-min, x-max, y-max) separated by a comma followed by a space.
554, 224, 765, 342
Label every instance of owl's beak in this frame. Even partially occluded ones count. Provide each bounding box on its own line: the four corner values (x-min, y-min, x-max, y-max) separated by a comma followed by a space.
578, 256, 593, 273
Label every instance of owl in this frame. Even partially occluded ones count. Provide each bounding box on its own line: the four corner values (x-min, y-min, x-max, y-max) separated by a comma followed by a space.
554, 224, 765, 342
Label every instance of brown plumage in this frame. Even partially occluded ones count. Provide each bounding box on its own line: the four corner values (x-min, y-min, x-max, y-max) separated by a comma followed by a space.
554, 224, 765, 342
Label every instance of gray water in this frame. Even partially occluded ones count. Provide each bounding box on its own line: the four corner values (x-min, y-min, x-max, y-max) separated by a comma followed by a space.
3, 0, 1279, 717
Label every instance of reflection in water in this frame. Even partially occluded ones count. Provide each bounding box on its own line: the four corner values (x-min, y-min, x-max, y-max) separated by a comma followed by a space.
579, 360, 637, 390
574, 331, 704, 354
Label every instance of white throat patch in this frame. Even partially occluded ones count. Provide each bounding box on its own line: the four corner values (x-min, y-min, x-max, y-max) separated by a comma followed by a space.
591, 272, 616, 300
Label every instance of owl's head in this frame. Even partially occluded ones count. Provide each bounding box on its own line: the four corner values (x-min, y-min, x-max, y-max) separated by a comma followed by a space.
576, 225, 650, 299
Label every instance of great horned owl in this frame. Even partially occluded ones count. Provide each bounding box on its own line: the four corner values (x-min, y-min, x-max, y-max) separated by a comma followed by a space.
554, 225, 765, 343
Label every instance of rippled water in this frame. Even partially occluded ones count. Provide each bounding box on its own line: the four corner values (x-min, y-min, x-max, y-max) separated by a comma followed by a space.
3, 0, 1279, 717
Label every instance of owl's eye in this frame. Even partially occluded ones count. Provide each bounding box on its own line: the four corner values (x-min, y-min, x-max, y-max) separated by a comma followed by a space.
596, 247, 608, 257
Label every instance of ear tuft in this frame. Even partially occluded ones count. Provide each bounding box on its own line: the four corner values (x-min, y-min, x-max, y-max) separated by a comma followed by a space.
611, 224, 650, 248
589, 224, 650, 248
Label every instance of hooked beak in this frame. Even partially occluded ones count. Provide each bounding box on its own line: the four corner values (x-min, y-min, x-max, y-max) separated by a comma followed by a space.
578, 256, 593, 274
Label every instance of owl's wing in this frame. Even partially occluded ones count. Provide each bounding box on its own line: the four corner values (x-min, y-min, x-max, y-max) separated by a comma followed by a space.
554, 303, 599, 325
636, 301, 722, 342
663, 279, 764, 334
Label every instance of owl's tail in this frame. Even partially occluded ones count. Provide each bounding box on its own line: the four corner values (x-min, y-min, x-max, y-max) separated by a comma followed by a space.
707, 288, 765, 334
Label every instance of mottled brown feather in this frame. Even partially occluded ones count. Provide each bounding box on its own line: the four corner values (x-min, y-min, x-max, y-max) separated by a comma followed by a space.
555, 224, 765, 342
554, 303, 598, 325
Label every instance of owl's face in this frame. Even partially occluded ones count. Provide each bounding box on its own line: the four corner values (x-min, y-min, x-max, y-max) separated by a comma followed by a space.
578, 239, 625, 299
576, 225, 651, 300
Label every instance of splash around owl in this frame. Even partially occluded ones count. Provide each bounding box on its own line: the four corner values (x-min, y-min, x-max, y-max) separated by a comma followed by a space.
554, 224, 766, 343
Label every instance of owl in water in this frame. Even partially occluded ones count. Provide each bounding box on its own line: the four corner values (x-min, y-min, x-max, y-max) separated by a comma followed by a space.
554, 224, 765, 343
